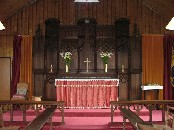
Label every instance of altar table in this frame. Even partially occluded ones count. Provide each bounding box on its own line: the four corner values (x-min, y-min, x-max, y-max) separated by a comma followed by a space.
55, 78, 119, 108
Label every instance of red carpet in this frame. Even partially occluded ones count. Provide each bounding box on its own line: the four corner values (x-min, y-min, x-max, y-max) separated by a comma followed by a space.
3, 107, 163, 130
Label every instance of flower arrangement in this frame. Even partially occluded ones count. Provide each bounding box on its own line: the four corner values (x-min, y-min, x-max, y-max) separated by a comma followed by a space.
100, 52, 113, 64
60, 52, 72, 65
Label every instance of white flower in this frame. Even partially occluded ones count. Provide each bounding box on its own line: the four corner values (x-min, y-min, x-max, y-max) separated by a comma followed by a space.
100, 52, 113, 64
60, 52, 72, 65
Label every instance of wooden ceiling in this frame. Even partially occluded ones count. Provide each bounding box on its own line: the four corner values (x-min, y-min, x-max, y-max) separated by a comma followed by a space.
0, 0, 174, 23
140, 0, 174, 22
0, 0, 34, 22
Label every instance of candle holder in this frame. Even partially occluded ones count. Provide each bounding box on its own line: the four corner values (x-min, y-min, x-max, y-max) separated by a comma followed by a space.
50, 65, 53, 72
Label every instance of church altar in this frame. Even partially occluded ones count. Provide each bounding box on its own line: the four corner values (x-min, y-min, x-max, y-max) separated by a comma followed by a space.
55, 78, 119, 108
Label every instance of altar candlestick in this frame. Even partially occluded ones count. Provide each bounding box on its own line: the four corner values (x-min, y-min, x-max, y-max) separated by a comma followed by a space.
50, 64, 53, 72
121, 65, 124, 73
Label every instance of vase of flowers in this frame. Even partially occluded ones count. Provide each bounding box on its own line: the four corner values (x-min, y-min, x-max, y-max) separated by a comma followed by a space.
60, 52, 72, 73
100, 52, 113, 73
65, 65, 68, 73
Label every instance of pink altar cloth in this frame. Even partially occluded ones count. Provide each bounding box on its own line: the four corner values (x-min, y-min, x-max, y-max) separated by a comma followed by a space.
55, 78, 119, 108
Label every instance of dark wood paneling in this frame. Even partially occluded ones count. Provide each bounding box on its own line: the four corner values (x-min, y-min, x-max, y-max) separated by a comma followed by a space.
0, 0, 169, 36
0, 0, 174, 35
0, 0, 172, 26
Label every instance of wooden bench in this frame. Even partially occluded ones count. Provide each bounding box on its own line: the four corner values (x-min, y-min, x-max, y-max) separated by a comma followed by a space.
119, 107, 152, 130
24, 106, 57, 130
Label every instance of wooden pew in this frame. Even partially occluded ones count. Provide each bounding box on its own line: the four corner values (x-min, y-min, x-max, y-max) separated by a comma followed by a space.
119, 107, 152, 130
24, 106, 57, 130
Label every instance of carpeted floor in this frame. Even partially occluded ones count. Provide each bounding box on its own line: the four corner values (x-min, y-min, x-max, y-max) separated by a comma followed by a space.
2, 106, 164, 130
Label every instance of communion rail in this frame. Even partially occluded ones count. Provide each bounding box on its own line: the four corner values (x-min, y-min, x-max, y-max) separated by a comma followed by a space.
0, 100, 65, 124
110, 100, 174, 124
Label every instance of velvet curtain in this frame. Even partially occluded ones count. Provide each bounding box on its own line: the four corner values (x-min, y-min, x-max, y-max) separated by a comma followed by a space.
20, 35, 33, 100
142, 34, 164, 100
163, 34, 174, 100
11, 35, 22, 97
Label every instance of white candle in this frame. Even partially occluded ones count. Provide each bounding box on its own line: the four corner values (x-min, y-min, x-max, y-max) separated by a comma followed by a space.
50, 64, 53, 72
121, 65, 124, 73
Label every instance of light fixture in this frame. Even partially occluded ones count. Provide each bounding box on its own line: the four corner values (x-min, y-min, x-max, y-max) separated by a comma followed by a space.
0, 21, 5, 30
74, 0, 99, 2
166, 17, 174, 30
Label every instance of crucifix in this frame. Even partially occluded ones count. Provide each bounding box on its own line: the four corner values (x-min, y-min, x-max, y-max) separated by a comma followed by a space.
84, 58, 91, 73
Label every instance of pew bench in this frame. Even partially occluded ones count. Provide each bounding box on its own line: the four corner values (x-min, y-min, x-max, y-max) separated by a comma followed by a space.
24, 106, 57, 130
119, 107, 152, 130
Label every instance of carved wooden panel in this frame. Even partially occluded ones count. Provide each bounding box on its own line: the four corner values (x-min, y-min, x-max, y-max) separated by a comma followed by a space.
44, 73, 57, 100
32, 17, 142, 101
33, 74, 44, 97
130, 74, 142, 100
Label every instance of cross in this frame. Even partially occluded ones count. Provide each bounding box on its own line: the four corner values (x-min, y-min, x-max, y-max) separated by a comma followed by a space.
84, 58, 91, 73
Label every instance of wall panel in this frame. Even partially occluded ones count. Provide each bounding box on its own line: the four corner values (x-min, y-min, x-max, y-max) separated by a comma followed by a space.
0, 0, 168, 37
0, 57, 11, 100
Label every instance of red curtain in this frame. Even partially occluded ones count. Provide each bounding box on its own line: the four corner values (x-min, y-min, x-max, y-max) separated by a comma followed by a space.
163, 34, 174, 100
11, 35, 22, 97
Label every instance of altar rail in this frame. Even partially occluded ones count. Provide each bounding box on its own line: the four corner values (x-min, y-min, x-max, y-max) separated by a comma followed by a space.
110, 100, 174, 124
0, 100, 64, 124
